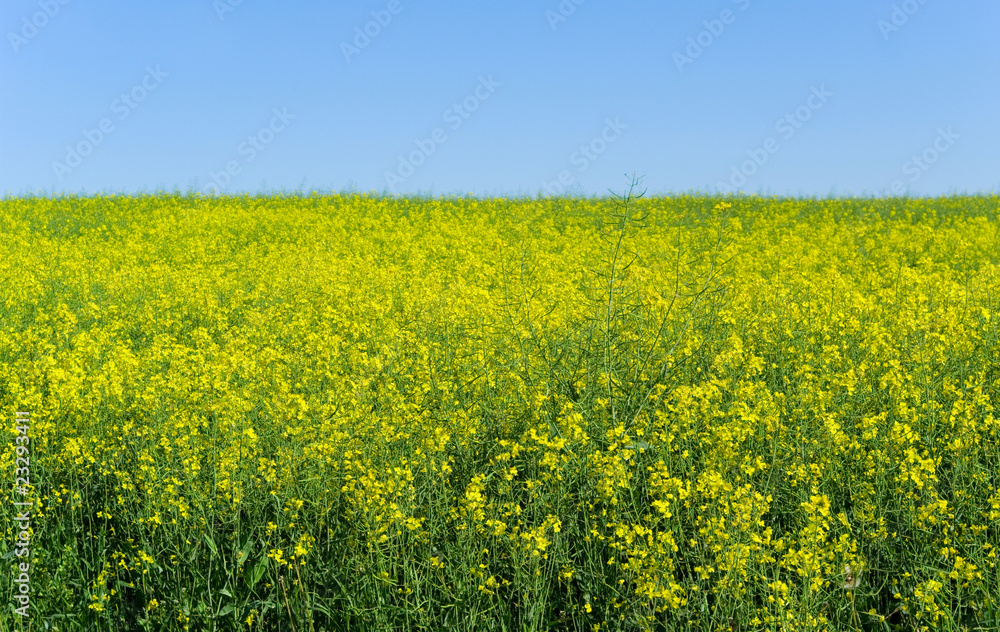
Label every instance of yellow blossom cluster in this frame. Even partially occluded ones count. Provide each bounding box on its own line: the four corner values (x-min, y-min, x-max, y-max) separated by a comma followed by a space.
1, 192, 998, 631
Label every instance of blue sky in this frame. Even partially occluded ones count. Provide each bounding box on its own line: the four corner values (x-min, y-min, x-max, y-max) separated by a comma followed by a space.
2, 0, 997, 197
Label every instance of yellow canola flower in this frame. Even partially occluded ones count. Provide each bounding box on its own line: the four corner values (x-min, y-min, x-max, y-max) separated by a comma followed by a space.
2, 193, 997, 629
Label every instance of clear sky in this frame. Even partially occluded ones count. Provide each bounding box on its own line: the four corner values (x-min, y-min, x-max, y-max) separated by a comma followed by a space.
2, 0, 998, 197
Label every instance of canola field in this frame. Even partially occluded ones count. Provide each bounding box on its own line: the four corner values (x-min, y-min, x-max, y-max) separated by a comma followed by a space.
1, 191, 998, 631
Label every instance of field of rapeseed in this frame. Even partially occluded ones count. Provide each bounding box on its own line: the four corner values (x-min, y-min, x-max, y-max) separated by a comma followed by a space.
1, 189, 998, 631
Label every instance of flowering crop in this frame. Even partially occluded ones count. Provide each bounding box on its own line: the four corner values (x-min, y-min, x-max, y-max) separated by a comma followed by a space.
1, 190, 998, 631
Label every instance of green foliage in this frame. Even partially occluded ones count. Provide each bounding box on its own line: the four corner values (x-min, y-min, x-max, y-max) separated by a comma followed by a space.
0, 192, 998, 631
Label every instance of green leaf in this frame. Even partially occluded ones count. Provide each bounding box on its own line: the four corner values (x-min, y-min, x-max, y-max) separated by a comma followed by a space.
237, 538, 254, 567
312, 602, 332, 617
249, 556, 267, 590
204, 533, 219, 558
